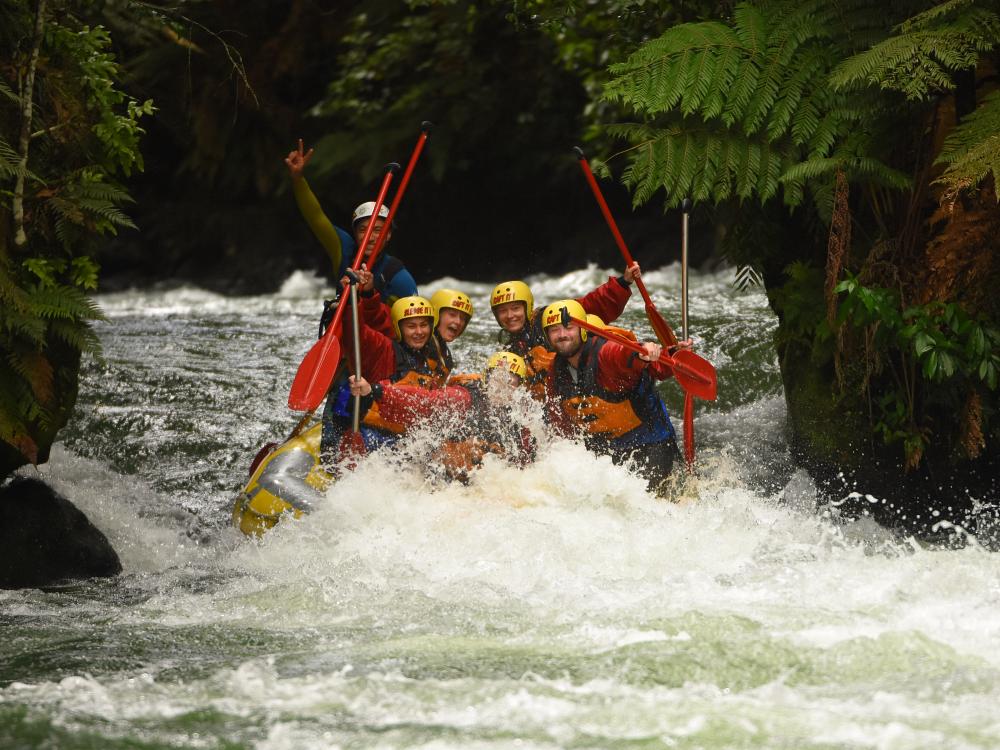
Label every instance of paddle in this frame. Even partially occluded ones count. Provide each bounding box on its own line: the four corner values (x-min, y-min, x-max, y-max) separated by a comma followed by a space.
680, 198, 696, 469
287, 162, 398, 410
559, 308, 717, 401
573, 147, 679, 348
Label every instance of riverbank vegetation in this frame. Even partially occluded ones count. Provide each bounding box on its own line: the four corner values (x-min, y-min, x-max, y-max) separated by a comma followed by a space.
597, 0, 999, 510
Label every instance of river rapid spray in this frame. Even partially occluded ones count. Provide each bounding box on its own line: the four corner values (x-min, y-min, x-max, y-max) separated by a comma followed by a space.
2, 266, 1000, 748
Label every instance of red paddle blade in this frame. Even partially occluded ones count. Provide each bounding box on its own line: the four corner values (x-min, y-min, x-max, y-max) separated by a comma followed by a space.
645, 302, 679, 348
670, 349, 717, 401
683, 392, 695, 470
288, 333, 342, 411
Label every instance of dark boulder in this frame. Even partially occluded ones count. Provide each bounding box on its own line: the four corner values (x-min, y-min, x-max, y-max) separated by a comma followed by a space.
0, 477, 121, 589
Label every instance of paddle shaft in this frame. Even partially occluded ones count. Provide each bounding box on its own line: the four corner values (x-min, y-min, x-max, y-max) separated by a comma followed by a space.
288, 124, 433, 412
365, 123, 432, 270
681, 200, 690, 340
349, 279, 362, 432
573, 148, 678, 347
329, 163, 399, 338
680, 198, 694, 470
326, 122, 434, 338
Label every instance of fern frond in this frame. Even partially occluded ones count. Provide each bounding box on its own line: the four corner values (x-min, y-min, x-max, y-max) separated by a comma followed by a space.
1, 310, 48, 346
899, 0, 979, 33
606, 21, 744, 118
47, 318, 103, 356
734, 264, 764, 291
781, 155, 910, 191
830, 8, 1000, 100
0, 135, 20, 179
4, 347, 55, 405
25, 284, 106, 322
935, 88, 1000, 198
0, 79, 20, 103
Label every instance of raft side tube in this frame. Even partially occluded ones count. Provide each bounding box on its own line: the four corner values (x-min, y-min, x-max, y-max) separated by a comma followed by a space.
232, 422, 333, 537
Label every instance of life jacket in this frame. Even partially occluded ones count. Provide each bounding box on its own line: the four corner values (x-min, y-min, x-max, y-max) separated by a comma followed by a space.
549, 337, 675, 450
361, 339, 445, 434
432, 331, 455, 375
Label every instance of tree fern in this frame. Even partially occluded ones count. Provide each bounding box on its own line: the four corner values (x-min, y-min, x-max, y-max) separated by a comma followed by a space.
830, 2, 1000, 100
602, 0, 893, 210
936, 88, 1000, 198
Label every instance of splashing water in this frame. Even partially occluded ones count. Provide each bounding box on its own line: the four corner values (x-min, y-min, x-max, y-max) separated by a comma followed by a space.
3, 266, 1000, 749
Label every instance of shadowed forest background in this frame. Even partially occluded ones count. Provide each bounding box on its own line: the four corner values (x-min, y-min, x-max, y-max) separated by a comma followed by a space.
3, 0, 999, 530
90, 0, 715, 291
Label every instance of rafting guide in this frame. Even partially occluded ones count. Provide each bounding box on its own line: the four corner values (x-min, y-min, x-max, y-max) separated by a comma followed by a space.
234, 125, 717, 536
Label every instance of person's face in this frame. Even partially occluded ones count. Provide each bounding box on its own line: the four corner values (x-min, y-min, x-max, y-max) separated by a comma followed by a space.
399, 317, 431, 349
354, 217, 391, 256
494, 301, 527, 333
437, 309, 470, 343
546, 323, 583, 358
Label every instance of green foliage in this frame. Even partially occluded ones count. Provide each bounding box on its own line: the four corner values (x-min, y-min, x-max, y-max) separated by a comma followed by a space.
1, 2, 147, 469
42, 22, 154, 176
935, 89, 1000, 198
598, 0, 1000, 471
769, 261, 830, 354
829, 0, 1000, 101
602, 0, 900, 210
601, 0, 1000, 213
835, 273, 1000, 462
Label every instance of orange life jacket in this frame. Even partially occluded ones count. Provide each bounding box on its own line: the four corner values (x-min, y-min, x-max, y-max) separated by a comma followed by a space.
549, 337, 675, 447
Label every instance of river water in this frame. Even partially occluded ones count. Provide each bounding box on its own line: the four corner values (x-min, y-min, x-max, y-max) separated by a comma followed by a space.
3, 265, 1000, 749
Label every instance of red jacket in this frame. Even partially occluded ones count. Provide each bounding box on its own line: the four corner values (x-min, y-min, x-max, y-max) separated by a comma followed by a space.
577, 276, 632, 324
358, 291, 394, 338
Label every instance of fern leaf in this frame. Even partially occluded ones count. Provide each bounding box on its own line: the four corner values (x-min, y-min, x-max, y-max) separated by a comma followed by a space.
734, 264, 764, 291
936, 88, 1000, 197
830, 8, 1000, 100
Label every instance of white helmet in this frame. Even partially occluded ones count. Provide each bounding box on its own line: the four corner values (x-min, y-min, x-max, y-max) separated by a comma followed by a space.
352, 201, 390, 226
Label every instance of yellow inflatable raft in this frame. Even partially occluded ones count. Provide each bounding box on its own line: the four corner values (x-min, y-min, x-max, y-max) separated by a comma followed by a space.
232, 420, 333, 537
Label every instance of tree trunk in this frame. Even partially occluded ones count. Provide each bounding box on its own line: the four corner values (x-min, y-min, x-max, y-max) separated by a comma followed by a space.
12, 0, 46, 248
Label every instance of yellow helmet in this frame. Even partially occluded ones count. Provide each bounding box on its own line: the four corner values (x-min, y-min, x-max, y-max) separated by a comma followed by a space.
490, 280, 533, 319
430, 289, 474, 319
586, 314, 606, 329
485, 351, 528, 380
390, 295, 437, 340
541, 299, 588, 342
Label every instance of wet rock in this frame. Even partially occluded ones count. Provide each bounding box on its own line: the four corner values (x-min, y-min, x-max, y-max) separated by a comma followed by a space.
0, 477, 121, 589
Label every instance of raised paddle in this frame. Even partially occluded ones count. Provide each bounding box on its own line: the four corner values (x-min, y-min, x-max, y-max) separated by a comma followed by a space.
573, 147, 679, 348
559, 308, 717, 401
367, 121, 433, 269
288, 162, 399, 411
680, 198, 696, 470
